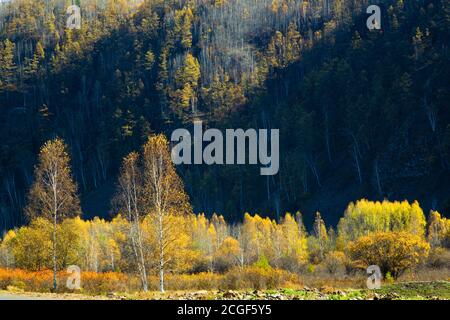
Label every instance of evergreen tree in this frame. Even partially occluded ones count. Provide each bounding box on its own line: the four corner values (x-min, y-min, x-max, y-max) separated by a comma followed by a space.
0, 39, 17, 91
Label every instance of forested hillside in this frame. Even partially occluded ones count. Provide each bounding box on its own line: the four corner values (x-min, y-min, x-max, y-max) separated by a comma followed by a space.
0, 0, 449, 231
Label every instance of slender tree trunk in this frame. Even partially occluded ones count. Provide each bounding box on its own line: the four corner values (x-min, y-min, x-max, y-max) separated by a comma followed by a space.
158, 211, 164, 293
52, 175, 58, 292
53, 211, 57, 291
353, 144, 363, 184
136, 222, 148, 292
374, 160, 383, 195
130, 163, 148, 292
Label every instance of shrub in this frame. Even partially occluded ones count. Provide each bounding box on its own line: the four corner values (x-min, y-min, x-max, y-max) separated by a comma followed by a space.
220, 266, 300, 290
0, 268, 130, 294
427, 247, 450, 269
79, 272, 129, 294
348, 232, 430, 278
214, 237, 241, 272
321, 251, 347, 274
253, 255, 271, 270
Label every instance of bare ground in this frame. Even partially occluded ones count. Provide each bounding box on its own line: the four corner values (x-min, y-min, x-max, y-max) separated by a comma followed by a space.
1, 281, 448, 300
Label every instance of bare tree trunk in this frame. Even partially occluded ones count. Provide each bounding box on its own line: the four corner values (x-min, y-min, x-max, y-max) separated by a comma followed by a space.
352, 144, 363, 184
53, 182, 57, 292
53, 217, 57, 291
130, 161, 148, 292
323, 107, 332, 163
158, 211, 164, 293
305, 155, 321, 187
135, 223, 148, 292
374, 159, 383, 195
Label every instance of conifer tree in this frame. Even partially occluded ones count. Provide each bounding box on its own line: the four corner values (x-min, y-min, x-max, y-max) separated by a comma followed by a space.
0, 39, 17, 91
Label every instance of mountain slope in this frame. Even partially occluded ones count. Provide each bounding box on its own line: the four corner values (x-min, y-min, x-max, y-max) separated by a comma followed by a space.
0, 0, 449, 230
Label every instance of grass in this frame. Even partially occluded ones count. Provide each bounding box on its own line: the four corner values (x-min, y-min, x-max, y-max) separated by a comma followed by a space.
1, 276, 449, 300
117, 281, 450, 300
368, 281, 450, 300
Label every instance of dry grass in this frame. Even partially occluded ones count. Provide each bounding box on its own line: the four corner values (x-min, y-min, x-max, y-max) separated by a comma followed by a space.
0, 266, 448, 295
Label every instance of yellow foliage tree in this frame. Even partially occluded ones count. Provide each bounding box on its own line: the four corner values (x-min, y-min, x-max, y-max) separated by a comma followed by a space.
348, 231, 430, 278
279, 213, 308, 267
9, 218, 52, 271
25, 138, 81, 290
427, 210, 450, 248
214, 236, 242, 271
308, 212, 329, 263
171, 53, 201, 119
142, 134, 191, 292
337, 199, 427, 247
0, 230, 16, 268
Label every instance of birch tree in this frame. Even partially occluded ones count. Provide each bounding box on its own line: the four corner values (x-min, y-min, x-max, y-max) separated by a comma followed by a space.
25, 138, 81, 291
113, 152, 149, 291
142, 134, 191, 292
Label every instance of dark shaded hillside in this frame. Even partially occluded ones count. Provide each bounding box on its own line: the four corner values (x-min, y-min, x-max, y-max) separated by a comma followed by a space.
224, 0, 450, 226
0, 0, 449, 231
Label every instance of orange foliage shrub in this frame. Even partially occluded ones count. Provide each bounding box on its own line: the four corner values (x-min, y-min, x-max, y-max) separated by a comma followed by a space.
0, 268, 130, 294
0, 267, 303, 292
0, 268, 53, 292
77, 271, 129, 293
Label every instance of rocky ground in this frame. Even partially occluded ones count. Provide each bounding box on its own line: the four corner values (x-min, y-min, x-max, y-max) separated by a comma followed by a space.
1, 281, 448, 300
125, 281, 450, 300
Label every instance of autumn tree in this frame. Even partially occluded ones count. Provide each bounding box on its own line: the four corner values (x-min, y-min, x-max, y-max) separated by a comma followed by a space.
266, 22, 302, 69
190, 213, 218, 271
427, 211, 450, 248
144, 49, 155, 71
201, 73, 246, 119
171, 53, 201, 119
0, 230, 15, 269
23, 41, 45, 81
348, 231, 430, 278
25, 138, 81, 290
278, 213, 308, 270
214, 236, 242, 271
113, 152, 149, 291
8, 218, 53, 271
308, 212, 328, 263
337, 200, 427, 246
142, 134, 191, 292
174, 6, 194, 49
239, 213, 274, 265
0, 39, 17, 91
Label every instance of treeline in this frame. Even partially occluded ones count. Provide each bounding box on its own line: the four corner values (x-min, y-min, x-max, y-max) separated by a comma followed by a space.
0, 0, 448, 230
1, 197, 449, 289
0, 136, 449, 292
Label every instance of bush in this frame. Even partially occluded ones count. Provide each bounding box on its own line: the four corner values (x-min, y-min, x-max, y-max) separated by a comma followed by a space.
427, 247, 450, 269
348, 232, 430, 278
321, 251, 347, 274
79, 272, 129, 294
220, 266, 300, 290
0, 268, 130, 294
